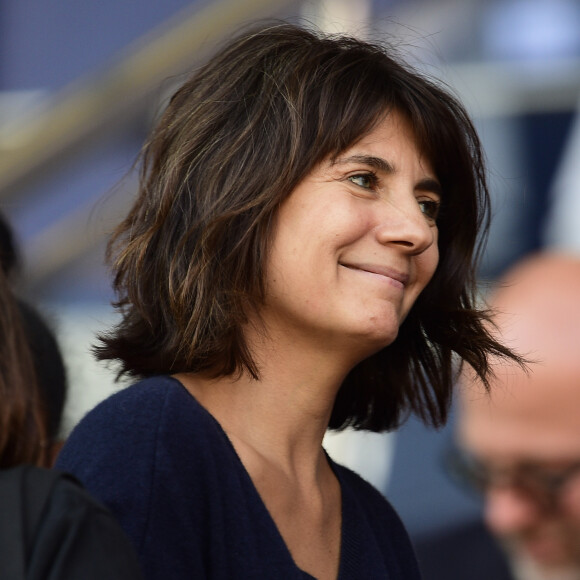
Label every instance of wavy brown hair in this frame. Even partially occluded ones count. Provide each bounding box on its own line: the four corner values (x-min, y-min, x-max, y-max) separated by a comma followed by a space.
0, 269, 48, 467
97, 22, 522, 431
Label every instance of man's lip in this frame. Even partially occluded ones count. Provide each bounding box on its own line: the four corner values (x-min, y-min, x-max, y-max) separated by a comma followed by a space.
502, 532, 569, 566
340, 263, 409, 286
520, 535, 568, 564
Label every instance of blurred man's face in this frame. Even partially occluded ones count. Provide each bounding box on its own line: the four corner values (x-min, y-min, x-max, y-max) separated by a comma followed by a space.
458, 362, 580, 579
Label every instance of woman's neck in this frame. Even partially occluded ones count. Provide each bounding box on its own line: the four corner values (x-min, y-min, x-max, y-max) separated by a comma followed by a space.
175, 314, 367, 476
175, 364, 336, 476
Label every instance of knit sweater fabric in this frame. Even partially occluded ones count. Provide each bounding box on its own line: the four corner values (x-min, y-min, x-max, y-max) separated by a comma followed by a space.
57, 376, 420, 580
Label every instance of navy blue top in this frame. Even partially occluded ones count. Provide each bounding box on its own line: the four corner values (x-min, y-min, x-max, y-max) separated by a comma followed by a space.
57, 376, 420, 579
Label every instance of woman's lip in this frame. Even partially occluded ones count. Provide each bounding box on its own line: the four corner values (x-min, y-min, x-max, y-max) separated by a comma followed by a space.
340, 263, 409, 286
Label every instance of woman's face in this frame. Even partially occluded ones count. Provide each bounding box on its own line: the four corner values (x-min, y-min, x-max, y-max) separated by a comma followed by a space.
261, 111, 440, 360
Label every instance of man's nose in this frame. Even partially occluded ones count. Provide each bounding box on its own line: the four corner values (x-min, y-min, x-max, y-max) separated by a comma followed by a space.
484, 485, 543, 536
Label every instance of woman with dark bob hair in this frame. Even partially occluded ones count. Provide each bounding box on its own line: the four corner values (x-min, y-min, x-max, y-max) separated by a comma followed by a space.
57, 21, 522, 580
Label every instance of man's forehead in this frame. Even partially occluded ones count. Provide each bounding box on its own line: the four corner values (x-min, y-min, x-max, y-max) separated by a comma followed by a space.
458, 367, 580, 461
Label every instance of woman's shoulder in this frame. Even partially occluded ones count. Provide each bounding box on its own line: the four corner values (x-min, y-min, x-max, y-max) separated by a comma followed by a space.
65, 375, 191, 437
93, 374, 188, 412
55, 375, 209, 553
57, 377, 183, 488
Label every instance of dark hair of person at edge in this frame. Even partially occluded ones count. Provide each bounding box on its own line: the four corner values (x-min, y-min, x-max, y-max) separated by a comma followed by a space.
0, 210, 67, 464
0, 210, 20, 278
0, 267, 50, 468
95, 21, 523, 433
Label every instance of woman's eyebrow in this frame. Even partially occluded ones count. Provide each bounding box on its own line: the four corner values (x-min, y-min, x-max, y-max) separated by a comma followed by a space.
331, 154, 394, 174
417, 177, 442, 197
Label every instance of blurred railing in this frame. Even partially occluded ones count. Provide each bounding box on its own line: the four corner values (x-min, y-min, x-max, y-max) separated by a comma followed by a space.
0, 0, 295, 201
0, 0, 296, 286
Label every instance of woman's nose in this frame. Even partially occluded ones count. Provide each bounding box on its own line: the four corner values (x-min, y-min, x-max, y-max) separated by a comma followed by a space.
374, 195, 436, 254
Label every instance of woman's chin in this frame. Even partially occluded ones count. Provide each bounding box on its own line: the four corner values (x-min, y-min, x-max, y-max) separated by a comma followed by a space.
343, 326, 400, 361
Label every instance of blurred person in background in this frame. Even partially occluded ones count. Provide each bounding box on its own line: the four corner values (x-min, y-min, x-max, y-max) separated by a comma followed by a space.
0, 252, 143, 579
17, 299, 67, 464
415, 252, 580, 580
0, 209, 20, 279
0, 209, 67, 465
0, 242, 50, 469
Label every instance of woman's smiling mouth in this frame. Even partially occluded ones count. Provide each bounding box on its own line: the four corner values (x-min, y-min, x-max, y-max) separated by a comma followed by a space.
339, 262, 409, 289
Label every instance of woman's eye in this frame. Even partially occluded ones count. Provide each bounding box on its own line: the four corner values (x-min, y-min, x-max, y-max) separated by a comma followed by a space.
418, 199, 440, 221
348, 173, 376, 189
